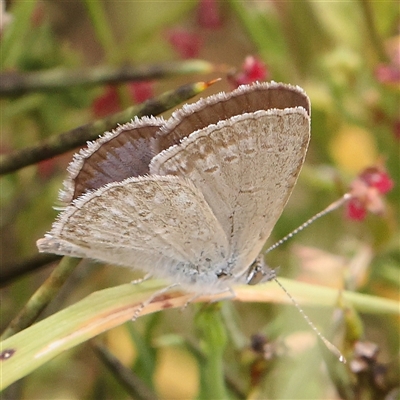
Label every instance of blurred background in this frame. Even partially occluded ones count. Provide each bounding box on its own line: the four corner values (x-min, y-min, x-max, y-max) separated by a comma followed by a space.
1, 1, 399, 399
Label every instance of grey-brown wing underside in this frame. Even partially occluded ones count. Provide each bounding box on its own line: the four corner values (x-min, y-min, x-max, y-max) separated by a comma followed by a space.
60, 117, 164, 203
38, 175, 229, 284
151, 108, 310, 276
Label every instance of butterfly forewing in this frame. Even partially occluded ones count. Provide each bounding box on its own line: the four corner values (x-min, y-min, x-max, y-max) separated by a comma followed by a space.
151, 107, 310, 278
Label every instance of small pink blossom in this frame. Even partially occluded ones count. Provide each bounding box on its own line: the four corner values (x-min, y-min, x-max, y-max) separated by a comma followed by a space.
359, 167, 394, 194
167, 29, 202, 59
346, 165, 394, 221
92, 86, 120, 117
228, 56, 269, 88
375, 64, 400, 85
197, 0, 222, 29
37, 158, 57, 179
374, 36, 400, 86
128, 81, 154, 103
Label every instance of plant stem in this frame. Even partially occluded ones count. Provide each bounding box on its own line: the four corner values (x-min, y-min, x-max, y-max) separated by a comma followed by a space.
0, 79, 218, 175
0, 60, 215, 96
1, 257, 81, 340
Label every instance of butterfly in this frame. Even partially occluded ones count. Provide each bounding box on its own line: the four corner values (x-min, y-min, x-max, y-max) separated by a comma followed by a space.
37, 81, 310, 294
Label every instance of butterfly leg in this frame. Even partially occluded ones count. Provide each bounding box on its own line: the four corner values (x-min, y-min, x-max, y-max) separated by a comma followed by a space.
131, 283, 180, 321
182, 286, 237, 310
130, 272, 152, 285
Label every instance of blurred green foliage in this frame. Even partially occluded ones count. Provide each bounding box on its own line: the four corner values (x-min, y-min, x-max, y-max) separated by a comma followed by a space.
1, 1, 399, 399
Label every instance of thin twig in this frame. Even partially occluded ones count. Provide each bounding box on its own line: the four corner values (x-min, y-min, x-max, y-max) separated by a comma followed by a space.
91, 340, 159, 400
0, 60, 215, 96
1, 257, 81, 340
0, 80, 219, 175
0, 254, 62, 288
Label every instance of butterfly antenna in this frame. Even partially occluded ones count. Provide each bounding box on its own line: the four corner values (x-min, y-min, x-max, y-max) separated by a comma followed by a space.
263, 194, 351, 362
274, 277, 346, 363
265, 193, 351, 254
265, 193, 351, 363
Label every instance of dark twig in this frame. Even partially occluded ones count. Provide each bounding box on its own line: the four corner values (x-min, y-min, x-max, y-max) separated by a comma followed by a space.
0, 80, 219, 175
91, 340, 159, 400
0, 60, 215, 96
0, 254, 62, 288
1, 257, 81, 340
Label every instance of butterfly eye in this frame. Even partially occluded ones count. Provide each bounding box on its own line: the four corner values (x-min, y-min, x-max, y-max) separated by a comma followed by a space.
246, 258, 276, 285
246, 262, 264, 285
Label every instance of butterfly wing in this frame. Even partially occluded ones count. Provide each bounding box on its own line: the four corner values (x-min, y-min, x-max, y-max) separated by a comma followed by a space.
38, 82, 311, 291
151, 108, 310, 278
38, 175, 230, 291
61, 117, 164, 203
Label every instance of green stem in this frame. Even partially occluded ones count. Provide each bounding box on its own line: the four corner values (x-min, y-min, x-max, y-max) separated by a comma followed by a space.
0, 1, 38, 69
83, 0, 116, 61
1, 257, 81, 340
0, 60, 215, 96
358, 0, 388, 62
196, 305, 230, 400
